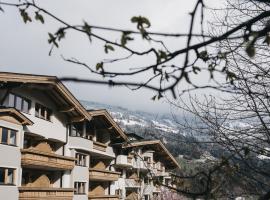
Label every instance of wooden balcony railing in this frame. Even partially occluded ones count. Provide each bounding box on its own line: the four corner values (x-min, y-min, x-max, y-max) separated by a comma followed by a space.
89, 168, 121, 181
88, 194, 119, 200
21, 149, 75, 170
19, 187, 74, 200
93, 141, 107, 152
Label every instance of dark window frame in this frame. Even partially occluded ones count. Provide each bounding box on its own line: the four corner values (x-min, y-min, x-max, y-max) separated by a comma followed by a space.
35, 103, 52, 121
3, 93, 31, 114
74, 182, 86, 195
75, 153, 87, 167
68, 124, 93, 141
0, 127, 18, 146
0, 167, 15, 185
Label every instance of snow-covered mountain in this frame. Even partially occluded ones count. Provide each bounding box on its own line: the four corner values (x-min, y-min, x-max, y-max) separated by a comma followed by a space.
81, 100, 180, 135
80, 100, 209, 158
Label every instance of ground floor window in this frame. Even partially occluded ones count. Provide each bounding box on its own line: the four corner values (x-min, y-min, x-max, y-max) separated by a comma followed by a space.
0, 167, 15, 185
74, 182, 86, 194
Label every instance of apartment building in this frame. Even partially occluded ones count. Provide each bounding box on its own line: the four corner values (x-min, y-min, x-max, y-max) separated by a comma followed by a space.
0, 72, 180, 200
113, 134, 180, 200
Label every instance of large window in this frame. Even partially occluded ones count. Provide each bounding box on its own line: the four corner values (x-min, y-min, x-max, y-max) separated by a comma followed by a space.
69, 123, 94, 140
0, 127, 17, 146
3, 93, 31, 113
0, 167, 15, 185
69, 124, 83, 137
74, 182, 86, 194
35, 103, 52, 121
75, 153, 87, 167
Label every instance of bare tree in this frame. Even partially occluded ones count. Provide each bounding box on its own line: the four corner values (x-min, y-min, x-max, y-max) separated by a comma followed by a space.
1, 0, 270, 199
161, 1, 270, 199
0, 0, 270, 98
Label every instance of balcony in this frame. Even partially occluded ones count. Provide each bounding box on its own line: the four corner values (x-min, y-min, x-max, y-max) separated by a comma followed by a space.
21, 149, 75, 170
19, 187, 74, 200
143, 184, 153, 195
132, 159, 147, 170
89, 168, 121, 181
125, 179, 140, 188
93, 141, 107, 152
69, 136, 93, 151
88, 195, 119, 200
115, 155, 133, 168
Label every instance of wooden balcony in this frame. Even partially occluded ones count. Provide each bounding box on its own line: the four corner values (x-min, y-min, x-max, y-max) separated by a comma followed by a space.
19, 187, 74, 200
93, 141, 107, 152
21, 149, 75, 170
88, 194, 119, 200
89, 168, 121, 181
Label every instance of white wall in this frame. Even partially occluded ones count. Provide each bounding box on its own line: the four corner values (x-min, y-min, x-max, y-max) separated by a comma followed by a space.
0, 186, 19, 200
11, 88, 68, 143
71, 149, 89, 200
68, 137, 93, 153
72, 166, 89, 183
0, 119, 23, 200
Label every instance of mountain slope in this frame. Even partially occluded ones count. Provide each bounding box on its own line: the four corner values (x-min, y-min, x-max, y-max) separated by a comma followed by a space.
81, 100, 203, 158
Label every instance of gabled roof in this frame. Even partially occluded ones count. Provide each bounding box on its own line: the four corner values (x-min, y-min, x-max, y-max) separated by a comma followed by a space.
0, 107, 33, 125
87, 109, 127, 140
0, 72, 91, 121
122, 140, 180, 169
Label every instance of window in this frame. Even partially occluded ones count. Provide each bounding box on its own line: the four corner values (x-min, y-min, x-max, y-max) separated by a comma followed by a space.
7, 169, 14, 184
69, 124, 83, 137
0, 127, 17, 146
144, 195, 150, 200
22, 99, 30, 113
165, 178, 169, 186
115, 189, 123, 197
8, 94, 15, 107
144, 157, 151, 167
74, 182, 86, 194
69, 123, 90, 139
9, 130, 16, 145
3, 93, 31, 113
144, 157, 150, 162
35, 103, 52, 121
1, 128, 8, 144
75, 153, 87, 167
144, 177, 150, 184
15, 96, 22, 110
0, 167, 15, 185
0, 168, 4, 184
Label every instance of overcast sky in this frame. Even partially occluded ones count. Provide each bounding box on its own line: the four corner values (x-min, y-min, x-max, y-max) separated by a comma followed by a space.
0, 0, 221, 114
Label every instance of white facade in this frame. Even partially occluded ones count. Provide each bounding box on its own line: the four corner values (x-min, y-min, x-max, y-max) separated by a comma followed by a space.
0, 72, 179, 200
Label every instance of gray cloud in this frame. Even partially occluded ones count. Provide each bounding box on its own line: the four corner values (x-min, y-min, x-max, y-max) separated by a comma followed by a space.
0, 0, 221, 113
